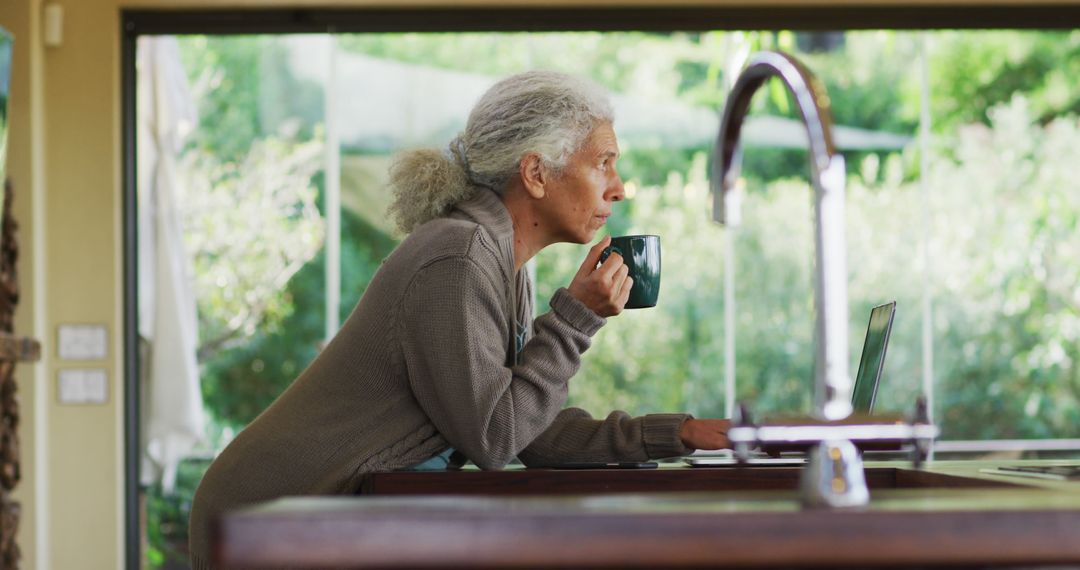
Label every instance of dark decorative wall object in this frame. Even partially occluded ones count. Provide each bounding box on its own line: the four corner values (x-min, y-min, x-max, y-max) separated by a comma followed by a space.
0, 181, 41, 570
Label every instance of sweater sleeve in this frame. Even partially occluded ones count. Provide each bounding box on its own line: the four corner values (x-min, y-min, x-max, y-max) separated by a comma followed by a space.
517, 407, 695, 467
399, 255, 605, 470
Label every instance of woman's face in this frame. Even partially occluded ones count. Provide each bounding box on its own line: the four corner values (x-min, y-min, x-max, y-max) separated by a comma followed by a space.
542, 121, 626, 244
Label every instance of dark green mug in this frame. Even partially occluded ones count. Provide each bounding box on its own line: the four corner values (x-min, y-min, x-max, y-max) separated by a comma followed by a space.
601, 234, 661, 309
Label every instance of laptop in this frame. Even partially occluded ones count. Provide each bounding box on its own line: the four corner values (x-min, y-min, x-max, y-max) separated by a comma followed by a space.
851, 301, 896, 413
685, 301, 897, 467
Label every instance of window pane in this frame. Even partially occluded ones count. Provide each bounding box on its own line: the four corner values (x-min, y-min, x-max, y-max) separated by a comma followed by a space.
927, 31, 1080, 439
135, 28, 1080, 570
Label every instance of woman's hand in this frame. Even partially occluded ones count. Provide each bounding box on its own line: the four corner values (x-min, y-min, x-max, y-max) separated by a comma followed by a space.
567, 236, 634, 317
679, 419, 732, 450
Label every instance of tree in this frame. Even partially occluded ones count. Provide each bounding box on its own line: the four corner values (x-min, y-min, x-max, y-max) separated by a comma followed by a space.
929, 31, 1080, 131
927, 98, 1080, 438
179, 135, 325, 363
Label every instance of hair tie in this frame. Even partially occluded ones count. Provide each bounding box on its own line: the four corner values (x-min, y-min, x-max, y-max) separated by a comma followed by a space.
447, 137, 465, 168
450, 138, 493, 191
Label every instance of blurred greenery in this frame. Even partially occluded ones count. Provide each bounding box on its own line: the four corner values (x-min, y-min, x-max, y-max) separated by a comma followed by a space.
198, 207, 397, 426
144, 30, 1080, 569
144, 459, 210, 569
178, 135, 325, 365
927, 31, 1080, 130
927, 98, 1080, 438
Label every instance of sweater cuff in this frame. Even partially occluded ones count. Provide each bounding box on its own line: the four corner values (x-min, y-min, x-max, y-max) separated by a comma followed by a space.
549, 288, 606, 336
642, 413, 694, 459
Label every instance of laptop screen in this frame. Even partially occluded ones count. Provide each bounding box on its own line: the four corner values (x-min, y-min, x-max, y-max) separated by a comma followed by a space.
852, 302, 896, 413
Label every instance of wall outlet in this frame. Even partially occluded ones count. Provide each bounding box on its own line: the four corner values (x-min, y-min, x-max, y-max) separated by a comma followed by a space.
58, 369, 108, 405
57, 324, 108, 360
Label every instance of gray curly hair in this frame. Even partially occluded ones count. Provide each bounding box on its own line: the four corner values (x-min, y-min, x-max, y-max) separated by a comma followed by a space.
387, 70, 614, 234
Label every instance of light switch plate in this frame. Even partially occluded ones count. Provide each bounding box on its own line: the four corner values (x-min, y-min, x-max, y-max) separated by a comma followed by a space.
57, 369, 86, 403
58, 369, 108, 405
58, 324, 108, 360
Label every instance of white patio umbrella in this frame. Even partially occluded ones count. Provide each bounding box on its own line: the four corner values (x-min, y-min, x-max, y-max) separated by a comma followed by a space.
136, 36, 206, 494
284, 40, 912, 153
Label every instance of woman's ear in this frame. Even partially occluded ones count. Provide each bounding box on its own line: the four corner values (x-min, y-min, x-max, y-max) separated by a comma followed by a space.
519, 153, 547, 199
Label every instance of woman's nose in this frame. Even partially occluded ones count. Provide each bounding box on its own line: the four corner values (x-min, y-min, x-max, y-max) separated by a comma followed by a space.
608, 174, 625, 202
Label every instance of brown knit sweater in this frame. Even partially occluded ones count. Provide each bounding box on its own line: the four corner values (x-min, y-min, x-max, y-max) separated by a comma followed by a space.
188, 188, 692, 568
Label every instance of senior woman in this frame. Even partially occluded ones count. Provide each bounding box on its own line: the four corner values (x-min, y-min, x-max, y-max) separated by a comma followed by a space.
188, 70, 731, 568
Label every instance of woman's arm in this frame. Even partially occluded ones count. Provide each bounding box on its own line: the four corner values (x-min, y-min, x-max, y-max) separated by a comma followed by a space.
400, 254, 605, 470
517, 407, 694, 466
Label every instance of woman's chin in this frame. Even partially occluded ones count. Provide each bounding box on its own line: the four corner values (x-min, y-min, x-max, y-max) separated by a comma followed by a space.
555, 226, 599, 245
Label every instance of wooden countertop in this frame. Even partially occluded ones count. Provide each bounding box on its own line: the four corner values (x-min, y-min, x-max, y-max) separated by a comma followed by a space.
217, 460, 1080, 568
358, 459, 1046, 495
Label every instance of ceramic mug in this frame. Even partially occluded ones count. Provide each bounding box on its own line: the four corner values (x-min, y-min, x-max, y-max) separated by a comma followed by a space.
600, 235, 661, 309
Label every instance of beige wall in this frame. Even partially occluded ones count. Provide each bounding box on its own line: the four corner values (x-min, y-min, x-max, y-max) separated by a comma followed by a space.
0, 0, 123, 567
0, 0, 1076, 568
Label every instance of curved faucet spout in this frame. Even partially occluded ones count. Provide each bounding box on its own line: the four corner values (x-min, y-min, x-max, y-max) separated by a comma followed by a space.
712, 51, 852, 421
713, 51, 836, 221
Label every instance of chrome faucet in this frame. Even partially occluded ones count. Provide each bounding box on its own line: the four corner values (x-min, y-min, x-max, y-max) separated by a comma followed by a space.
713, 52, 939, 509
712, 51, 852, 421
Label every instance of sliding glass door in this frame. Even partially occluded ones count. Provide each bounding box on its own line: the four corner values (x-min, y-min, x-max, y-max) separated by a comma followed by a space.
131, 26, 1080, 569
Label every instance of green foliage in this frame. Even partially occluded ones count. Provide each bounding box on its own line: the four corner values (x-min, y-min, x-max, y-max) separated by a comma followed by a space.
179, 135, 325, 363
928, 31, 1080, 130
176, 35, 329, 368
200, 206, 397, 431
179, 36, 324, 162
338, 32, 682, 97
926, 98, 1080, 438
143, 459, 211, 569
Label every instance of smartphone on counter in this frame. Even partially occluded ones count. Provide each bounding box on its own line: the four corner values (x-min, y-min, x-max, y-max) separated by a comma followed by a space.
548, 462, 659, 469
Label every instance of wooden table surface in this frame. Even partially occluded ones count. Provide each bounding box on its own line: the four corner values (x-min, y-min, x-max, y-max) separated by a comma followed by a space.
217, 459, 1080, 568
